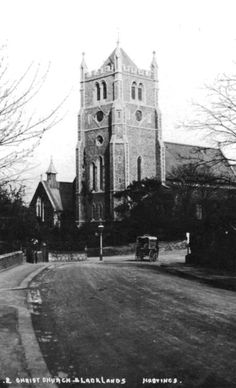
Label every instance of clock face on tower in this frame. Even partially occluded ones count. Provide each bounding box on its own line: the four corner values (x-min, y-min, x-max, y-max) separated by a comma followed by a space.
96, 110, 104, 122
135, 110, 142, 121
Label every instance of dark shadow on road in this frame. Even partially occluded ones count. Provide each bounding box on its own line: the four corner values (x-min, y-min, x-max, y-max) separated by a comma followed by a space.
101, 261, 236, 292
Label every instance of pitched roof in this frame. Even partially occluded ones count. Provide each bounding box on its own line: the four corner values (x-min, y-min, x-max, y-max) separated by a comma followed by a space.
164, 141, 236, 181
31, 181, 73, 213
59, 182, 74, 212
102, 47, 137, 68
42, 181, 63, 211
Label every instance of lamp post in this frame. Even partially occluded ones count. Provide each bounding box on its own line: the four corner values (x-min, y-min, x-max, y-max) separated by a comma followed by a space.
98, 222, 104, 261
186, 232, 190, 255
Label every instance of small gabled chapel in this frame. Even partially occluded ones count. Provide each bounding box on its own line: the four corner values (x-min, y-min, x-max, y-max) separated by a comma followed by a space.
30, 158, 74, 228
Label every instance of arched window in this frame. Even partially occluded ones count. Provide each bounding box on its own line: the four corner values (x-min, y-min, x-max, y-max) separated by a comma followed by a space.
99, 156, 104, 190
97, 203, 103, 220
137, 156, 142, 181
196, 204, 203, 220
90, 162, 96, 191
95, 82, 100, 101
100, 204, 104, 219
131, 82, 136, 100
138, 83, 143, 101
92, 203, 96, 220
41, 202, 45, 222
102, 81, 107, 99
36, 197, 44, 221
36, 197, 41, 217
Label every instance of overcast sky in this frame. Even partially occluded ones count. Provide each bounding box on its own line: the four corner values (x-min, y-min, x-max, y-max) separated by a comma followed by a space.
1, 0, 236, 200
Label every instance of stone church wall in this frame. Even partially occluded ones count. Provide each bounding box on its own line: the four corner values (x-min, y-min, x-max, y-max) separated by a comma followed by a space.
76, 48, 161, 223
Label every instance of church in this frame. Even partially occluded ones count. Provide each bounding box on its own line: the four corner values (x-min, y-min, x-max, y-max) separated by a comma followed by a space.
76, 44, 165, 226
31, 44, 235, 228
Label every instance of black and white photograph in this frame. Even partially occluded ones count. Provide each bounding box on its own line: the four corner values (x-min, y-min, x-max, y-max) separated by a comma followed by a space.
0, 1, 235, 387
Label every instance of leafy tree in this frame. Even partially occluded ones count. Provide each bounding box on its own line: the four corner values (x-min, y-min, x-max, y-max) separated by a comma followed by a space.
0, 184, 38, 250
114, 178, 174, 240
113, 164, 236, 243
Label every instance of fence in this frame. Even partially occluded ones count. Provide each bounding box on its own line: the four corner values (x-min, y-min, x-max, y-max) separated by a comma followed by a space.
48, 251, 87, 262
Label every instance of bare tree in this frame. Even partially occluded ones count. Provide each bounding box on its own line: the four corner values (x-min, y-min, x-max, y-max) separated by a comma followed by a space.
184, 72, 236, 163
0, 47, 65, 183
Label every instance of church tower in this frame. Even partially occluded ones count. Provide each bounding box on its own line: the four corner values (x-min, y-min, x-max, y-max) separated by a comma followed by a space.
76, 45, 165, 226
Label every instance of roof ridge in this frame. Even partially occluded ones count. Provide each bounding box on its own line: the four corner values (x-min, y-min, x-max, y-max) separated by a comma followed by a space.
43, 180, 73, 184
164, 141, 219, 150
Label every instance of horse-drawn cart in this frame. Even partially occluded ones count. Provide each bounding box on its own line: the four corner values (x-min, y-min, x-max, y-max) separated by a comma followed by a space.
135, 235, 159, 262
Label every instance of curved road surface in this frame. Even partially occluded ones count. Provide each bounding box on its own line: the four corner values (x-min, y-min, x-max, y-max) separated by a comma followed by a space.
30, 257, 236, 388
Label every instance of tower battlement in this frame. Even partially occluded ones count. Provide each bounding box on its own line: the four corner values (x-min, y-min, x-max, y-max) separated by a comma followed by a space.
85, 66, 114, 79
85, 65, 152, 80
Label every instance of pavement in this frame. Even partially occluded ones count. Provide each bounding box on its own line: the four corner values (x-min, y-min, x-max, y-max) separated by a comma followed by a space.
0, 262, 57, 388
0, 251, 235, 387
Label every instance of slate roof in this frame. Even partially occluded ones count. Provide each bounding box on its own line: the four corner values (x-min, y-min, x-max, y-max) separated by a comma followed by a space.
102, 47, 137, 69
42, 181, 63, 211
164, 142, 236, 181
59, 182, 74, 213
31, 181, 74, 213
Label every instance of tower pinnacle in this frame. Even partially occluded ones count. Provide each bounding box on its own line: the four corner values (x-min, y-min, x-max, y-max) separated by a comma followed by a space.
81, 52, 87, 70
46, 156, 57, 175
116, 28, 120, 47
151, 50, 158, 67
151, 50, 158, 81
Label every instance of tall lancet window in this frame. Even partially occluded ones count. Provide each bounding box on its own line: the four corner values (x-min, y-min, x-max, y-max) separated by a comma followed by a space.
36, 197, 41, 217
92, 203, 96, 220
102, 81, 107, 99
95, 82, 100, 101
97, 203, 103, 220
138, 83, 143, 101
137, 156, 142, 181
41, 202, 45, 222
90, 162, 96, 191
131, 82, 136, 100
99, 156, 104, 190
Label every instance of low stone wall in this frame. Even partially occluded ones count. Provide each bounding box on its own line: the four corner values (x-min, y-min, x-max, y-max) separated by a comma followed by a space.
0, 251, 24, 271
49, 251, 88, 262
159, 240, 187, 251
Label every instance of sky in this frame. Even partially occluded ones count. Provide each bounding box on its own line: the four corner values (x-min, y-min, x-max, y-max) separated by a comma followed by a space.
1, 0, 236, 201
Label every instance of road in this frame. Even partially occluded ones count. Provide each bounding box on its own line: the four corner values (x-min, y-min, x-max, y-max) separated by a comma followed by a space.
30, 257, 236, 388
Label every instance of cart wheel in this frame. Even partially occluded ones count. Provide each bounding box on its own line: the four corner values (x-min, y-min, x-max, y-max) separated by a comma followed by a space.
149, 251, 157, 262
